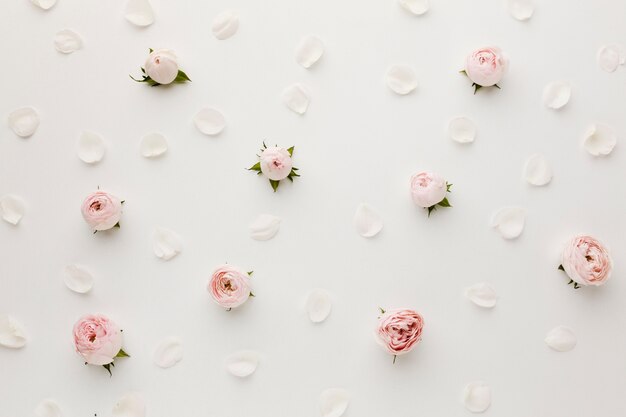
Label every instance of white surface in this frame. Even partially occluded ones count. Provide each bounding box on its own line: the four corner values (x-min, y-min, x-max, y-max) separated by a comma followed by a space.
1, 1, 625, 416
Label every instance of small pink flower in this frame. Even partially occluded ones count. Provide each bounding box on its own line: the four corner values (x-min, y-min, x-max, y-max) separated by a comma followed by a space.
561, 235, 612, 287
73, 314, 123, 366
375, 308, 424, 359
260, 147, 293, 181
208, 265, 252, 309
145, 49, 179, 85
81, 191, 122, 231
464, 47, 506, 87
410, 172, 449, 210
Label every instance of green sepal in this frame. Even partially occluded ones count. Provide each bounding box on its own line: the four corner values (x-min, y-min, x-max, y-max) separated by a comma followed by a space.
113, 222, 121, 228
173, 69, 191, 83
248, 162, 261, 171
102, 362, 113, 376
494, 84, 501, 90
459, 69, 467, 75
269, 179, 280, 192
287, 146, 294, 156
437, 197, 451, 208
558, 264, 565, 271
249, 291, 255, 297
472, 83, 482, 94
115, 348, 130, 358
446, 183, 452, 192
149, 48, 154, 53
247, 271, 254, 276
379, 307, 386, 314
393, 355, 397, 364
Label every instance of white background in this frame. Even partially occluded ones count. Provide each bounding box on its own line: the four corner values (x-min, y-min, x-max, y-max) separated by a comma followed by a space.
1, 0, 626, 416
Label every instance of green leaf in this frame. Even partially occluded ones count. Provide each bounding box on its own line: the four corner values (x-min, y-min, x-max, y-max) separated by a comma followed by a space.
149, 48, 153, 53
459, 69, 467, 75
558, 264, 565, 271
269, 179, 279, 192
473, 83, 482, 95
247, 271, 254, 276
286, 176, 293, 182
494, 83, 501, 90
379, 307, 386, 314
120, 200, 125, 204
174, 69, 191, 83
249, 291, 255, 297
141, 67, 146, 74
102, 363, 113, 376
446, 183, 452, 192
289, 168, 300, 177
113, 222, 121, 228
248, 162, 261, 171
116, 348, 130, 358
393, 355, 397, 364
437, 197, 451, 208
427, 206, 436, 216
287, 146, 294, 156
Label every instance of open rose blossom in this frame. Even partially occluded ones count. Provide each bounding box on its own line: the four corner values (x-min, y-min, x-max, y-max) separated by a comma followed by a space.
560, 235, 612, 288
248, 142, 300, 192
375, 308, 424, 361
73, 314, 128, 374
81, 191, 123, 231
463, 47, 506, 93
131, 48, 190, 86
208, 264, 253, 309
410, 172, 452, 215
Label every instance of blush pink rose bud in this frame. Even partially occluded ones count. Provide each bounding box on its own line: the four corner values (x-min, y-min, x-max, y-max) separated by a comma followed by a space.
81, 191, 122, 231
375, 308, 424, 358
561, 235, 612, 286
410, 171, 447, 208
73, 314, 123, 366
208, 264, 252, 309
465, 47, 506, 87
260, 146, 293, 181
145, 49, 179, 85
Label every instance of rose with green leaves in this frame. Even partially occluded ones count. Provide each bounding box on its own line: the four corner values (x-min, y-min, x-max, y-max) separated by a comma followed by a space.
131, 49, 191, 86
248, 142, 300, 192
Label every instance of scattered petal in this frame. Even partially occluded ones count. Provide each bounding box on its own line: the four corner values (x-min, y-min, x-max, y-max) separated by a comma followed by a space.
398, 0, 429, 15
153, 337, 183, 368
249, 214, 281, 241
140, 133, 168, 158
507, 0, 534, 21
54, 29, 83, 54
545, 326, 577, 352
463, 381, 491, 413
152, 227, 182, 261
212, 10, 239, 40
385, 65, 417, 95
64, 264, 94, 294
0, 195, 25, 225
465, 283, 497, 308
0, 314, 27, 348
193, 108, 226, 136
523, 153, 552, 186
112, 393, 145, 417
448, 117, 476, 143
225, 350, 260, 377
282, 84, 310, 114
490, 207, 526, 240
34, 399, 63, 417
8, 107, 39, 138
583, 124, 616, 156
319, 388, 350, 417
124, 0, 155, 27
305, 289, 332, 323
77, 131, 105, 164
542, 81, 571, 110
295, 35, 324, 68
31, 0, 57, 10
597, 45, 623, 73
353, 203, 383, 238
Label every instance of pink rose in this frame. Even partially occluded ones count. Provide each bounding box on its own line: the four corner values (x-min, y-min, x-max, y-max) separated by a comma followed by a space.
375, 308, 424, 358
73, 314, 123, 366
465, 47, 506, 87
81, 191, 122, 231
145, 49, 179, 85
260, 146, 293, 181
561, 235, 612, 287
208, 264, 252, 309
410, 172, 447, 208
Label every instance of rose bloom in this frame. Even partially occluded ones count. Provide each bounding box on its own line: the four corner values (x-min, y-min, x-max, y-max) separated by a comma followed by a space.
81, 191, 122, 231
562, 235, 612, 286
260, 147, 293, 181
208, 264, 252, 309
465, 47, 506, 87
73, 314, 122, 366
145, 49, 179, 85
410, 172, 447, 208
375, 308, 424, 356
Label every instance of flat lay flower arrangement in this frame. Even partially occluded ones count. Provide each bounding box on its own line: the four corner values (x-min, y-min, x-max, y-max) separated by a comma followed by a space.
1, 0, 624, 416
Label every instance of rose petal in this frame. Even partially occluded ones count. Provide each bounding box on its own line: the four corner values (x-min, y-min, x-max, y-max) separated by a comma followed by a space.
54, 29, 83, 54
319, 388, 350, 417
212, 10, 239, 40
385, 65, 418, 95
140, 132, 168, 158
490, 207, 526, 239
545, 326, 577, 352
193, 108, 226, 136
77, 131, 105, 164
305, 289, 332, 323
282, 84, 310, 114
225, 350, 259, 377
507, 0, 534, 21
398, 0, 429, 15
448, 116, 476, 143
583, 124, 616, 156
152, 227, 182, 261
463, 381, 491, 413
0, 195, 25, 225
8, 107, 39, 138
34, 399, 63, 417
112, 393, 145, 417
295, 35, 324, 68
0, 314, 27, 349
124, 0, 155, 27
31, 0, 57, 10
465, 283, 497, 308
542, 81, 571, 110
523, 153, 552, 186
597, 44, 623, 73
353, 203, 383, 238
249, 214, 281, 241
64, 264, 94, 294
153, 336, 183, 368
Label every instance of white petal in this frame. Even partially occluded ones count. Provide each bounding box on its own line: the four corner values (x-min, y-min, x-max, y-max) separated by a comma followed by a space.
153, 337, 183, 368
398, 0, 429, 15
0, 195, 25, 225
542, 81, 571, 110
34, 399, 63, 417
249, 214, 281, 241
583, 124, 616, 156
490, 207, 526, 240
507, 0, 534, 21
193, 108, 226, 136
31, 0, 57, 10
523, 153, 552, 186
353, 203, 383, 238
319, 388, 350, 417
112, 393, 145, 417
465, 283, 497, 308
295, 35, 324, 68
77, 131, 105, 164
225, 350, 260, 377
385, 65, 417, 95
212, 10, 239, 40
545, 326, 577, 352
124, 0, 155, 27
305, 289, 332, 323
54, 29, 83, 54
0, 314, 27, 349
282, 84, 310, 114
152, 227, 182, 261
8, 107, 39, 138
597, 45, 622, 73
463, 381, 491, 413
64, 264, 94, 294
140, 133, 168, 158
448, 116, 476, 143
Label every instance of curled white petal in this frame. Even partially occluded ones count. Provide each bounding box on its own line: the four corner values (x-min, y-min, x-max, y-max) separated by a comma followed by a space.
583, 124, 616, 156
542, 81, 571, 110
140, 133, 168, 158
545, 326, 577, 352
31, 0, 57, 10
523, 153, 552, 186
8, 107, 39, 138
490, 207, 526, 240
54, 30, 83, 54
305, 289, 332, 323
507, 0, 534, 21
249, 214, 281, 241
0, 195, 25, 225
225, 350, 260, 377
295, 35, 324, 68
464, 283, 497, 308
212, 10, 239, 40
34, 399, 63, 417
448, 117, 476, 143
463, 381, 491, 413
193, 108, 226, 136
112, 393, 145, 417
319, 388, 350, 417
385, 65, 417, 95
153, 337, 183, 368
353, 203, 383, 238
77, 131, 105, 164
64, 264, 94, 294
597, 45, 623, 73
152, 227, 182, 261
398, 0, 429, 15
282, 84, 310, 114
0, 314, 27, 349
124, 0, 155, 27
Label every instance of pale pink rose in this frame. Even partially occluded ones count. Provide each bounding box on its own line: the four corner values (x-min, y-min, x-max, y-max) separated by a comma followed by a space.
260, 147, 293, 181
562, 235, 612, 286
208, 264, 252, 309
145, 49, 179, 85
410, 172, 447, 208
465, 47, 506, 87
81, 191, 122, 231
73, 314, 123, 366
375, 308, 424, 356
